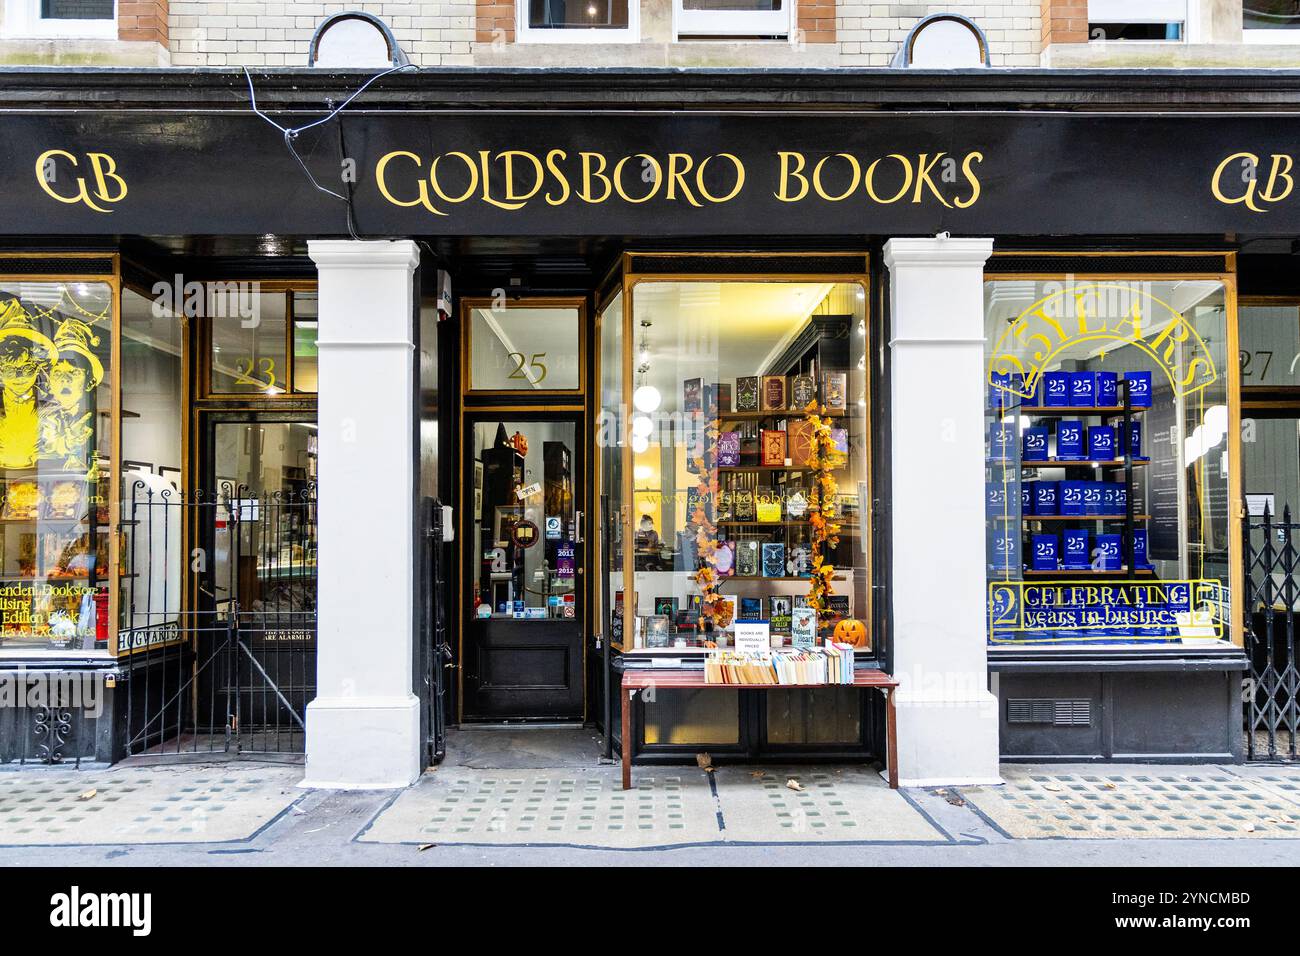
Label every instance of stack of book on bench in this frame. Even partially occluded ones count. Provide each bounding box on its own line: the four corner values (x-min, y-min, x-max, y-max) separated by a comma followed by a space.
703, 642, 856, 685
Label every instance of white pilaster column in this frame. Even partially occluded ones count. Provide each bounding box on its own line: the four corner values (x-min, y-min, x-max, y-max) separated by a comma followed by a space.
884, 237, 1001, 787
302, 239, 421, 790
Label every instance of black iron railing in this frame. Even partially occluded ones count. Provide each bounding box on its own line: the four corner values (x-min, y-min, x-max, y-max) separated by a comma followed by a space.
120, 481, 316, 758
1243, 502, 1300, 761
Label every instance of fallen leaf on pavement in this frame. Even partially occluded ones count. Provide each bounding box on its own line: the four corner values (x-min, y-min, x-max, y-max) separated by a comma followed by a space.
1043, 783, 1063, 792
786, 778, 805, 792
418, 843, 437, 851
695, 753, 714, 771
78, 789, 96, 801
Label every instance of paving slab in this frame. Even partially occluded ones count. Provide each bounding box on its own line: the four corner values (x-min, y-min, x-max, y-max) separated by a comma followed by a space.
711, 766, 948, 843
961, 764, 1300, 839
0, 764, 302, 846
359, 767, 720, 849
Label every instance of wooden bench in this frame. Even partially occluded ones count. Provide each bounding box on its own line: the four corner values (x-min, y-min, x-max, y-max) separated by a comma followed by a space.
619, 667, 900, 791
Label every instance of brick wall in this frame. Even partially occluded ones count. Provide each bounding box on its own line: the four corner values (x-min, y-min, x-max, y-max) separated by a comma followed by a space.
120, 0, 169, 45
1040, 0, 1086, 47
169, 1, 475, 67
798, 0, 837, 44
838, 1, 1042, 66
475, 0, 513, 44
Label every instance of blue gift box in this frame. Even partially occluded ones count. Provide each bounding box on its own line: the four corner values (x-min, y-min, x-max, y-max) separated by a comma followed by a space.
1095, 533, 1122, 570
1088, 425, 1116, 461
1031, 534, 1059, 571
1022, 427, 1048, 461
1123, 371, 1153, 407
1063, 529, 1090, 570
989, 529, 1020, 572
1134, 528, 1151, 568
1095, 371, 1118, 407
1125, 420, 1143, 458
1082, 481, 1104, 516
986, 483, 1009, 516
1060, 481, 1086, 516
1022, 483, 1034, 514
989, 422, 1015, 461
1056, 420, 1084, 459
1033, 481, 1059, 516
1041, 371, 1070, 407
1069, 371, 1096, 407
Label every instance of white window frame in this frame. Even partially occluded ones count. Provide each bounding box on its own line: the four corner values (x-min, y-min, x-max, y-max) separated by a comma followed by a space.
1086, 0, 1186, 42
516, 0, 640, 44
0, 0, 118, 40
1244, 0, 1300, 44
673, 0, 795, 41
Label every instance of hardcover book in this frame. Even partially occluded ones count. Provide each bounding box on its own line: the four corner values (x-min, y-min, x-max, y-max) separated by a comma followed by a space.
1041, 371, 1070, 407
789, 545, 812, 576
755, 494, 782, 522
824, 595, 851, 622
1069, 371, 1095, 407
1031, 534, 1059, 572
1022, 427, 1048, 462
683, 377, 702, 413
761, 375, 787, 412
1095, 371, 1118, 407
714, 541, 736, 578
788, 419, 817, 466
761, 542, 786, 578
739, 596, 763, 620
823, 371, 847, 410
735, 376, 760, 412
760, 429, 788, 466
1123, 371, 1152, 407
716, 383, 733, 413
654, 597, 679, 619
733, 489, 755, 522
790, 374, 817, 410
716, 490, 733, 522
791, 607, 817, 649
769, 595, 793, 632
1056, 420, 1084, 460
736, 540, 759, 576
718, 431, 741, 467
1088, 425, 1116, 461
1063, 529, 1090, 570
830, 428, 848, 456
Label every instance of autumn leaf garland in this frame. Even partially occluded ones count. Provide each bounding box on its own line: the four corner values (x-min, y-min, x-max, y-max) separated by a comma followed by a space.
690, 404, 734, 631
804, 401, 846, 618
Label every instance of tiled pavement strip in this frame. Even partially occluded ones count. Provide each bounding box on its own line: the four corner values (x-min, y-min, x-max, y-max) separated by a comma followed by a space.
1, 760, 1300, 848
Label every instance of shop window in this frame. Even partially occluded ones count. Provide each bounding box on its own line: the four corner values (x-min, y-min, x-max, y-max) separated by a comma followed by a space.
466, 301, 582, 393
599, 290, 625, 648
1239, 300, 1300, 389
518, 0, 639, 43
0, 276, 116, 654
118, 285, 184, 653
673, 0, 792, 40
208, 286, 317, 396
984, 274, 1237, 649
1087, 0, 1185, 40
1245, 1, 1300, 42
608, 267, 871, 654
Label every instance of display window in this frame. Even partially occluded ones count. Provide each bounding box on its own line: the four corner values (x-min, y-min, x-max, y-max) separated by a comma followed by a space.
984, 264, 1240, 649
0, 262, 118, 654
602, 255, 872, 657
207, 285, 319, 397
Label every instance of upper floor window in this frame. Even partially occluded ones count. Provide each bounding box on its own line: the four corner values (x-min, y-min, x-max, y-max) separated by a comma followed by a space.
1087, 0, 1184, 41
0, 0, 117, 39
1245, 1, 1300, 42
518, 0, 639, 43
674, 0, 794, 40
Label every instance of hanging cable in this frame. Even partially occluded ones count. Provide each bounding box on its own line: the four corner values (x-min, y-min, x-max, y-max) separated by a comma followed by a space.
244, 63, 418, 240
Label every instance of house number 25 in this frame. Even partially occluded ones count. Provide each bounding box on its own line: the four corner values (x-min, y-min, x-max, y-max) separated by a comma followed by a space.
507, 351, 548, 382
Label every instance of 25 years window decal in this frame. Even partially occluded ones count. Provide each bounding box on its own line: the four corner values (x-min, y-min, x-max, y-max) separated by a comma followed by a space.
35, 149, 127, 213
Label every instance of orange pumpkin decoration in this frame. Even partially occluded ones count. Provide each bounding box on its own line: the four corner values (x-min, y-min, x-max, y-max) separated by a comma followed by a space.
833, 618, 868, 649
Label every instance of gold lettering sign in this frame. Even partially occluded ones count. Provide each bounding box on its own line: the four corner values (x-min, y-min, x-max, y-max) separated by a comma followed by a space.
986, 283, 1218, 402
373, 148, 982, 216
35, 150, 127, 213
1212, 151, 1295, 212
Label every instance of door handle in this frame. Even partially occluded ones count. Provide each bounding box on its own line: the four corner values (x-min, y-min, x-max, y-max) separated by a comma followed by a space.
574, 510, 585, 544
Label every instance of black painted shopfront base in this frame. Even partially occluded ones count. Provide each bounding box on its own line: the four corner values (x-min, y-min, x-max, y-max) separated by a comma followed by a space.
990, 647, 1248, 763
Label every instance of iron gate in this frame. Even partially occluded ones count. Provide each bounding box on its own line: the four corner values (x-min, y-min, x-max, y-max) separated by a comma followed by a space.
120, 481, 317, 758
1243, 502, 1300, 761
422, 497, 451, 765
